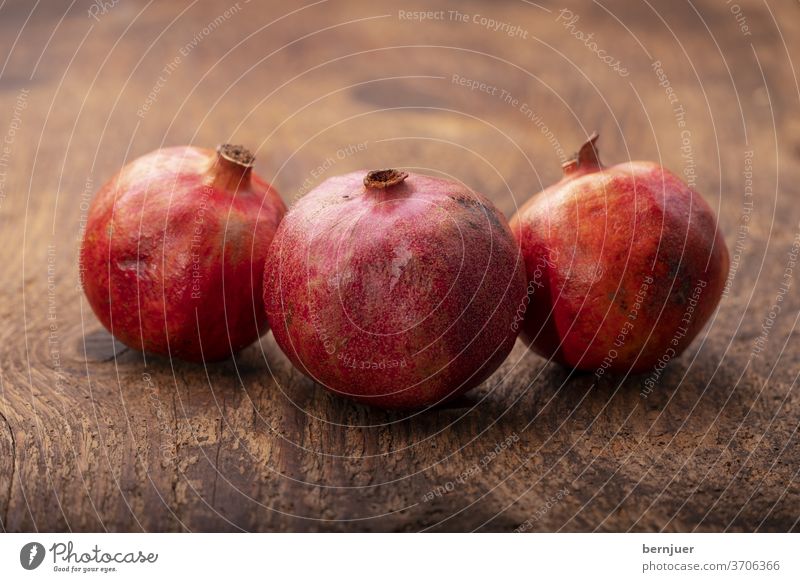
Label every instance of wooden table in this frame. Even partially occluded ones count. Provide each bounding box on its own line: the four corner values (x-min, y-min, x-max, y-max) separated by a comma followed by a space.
1, 0, 798, 532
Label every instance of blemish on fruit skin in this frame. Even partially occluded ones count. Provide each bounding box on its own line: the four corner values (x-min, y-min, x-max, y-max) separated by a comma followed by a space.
116, 258, 147, 276
449, 194, 504, 229
449, 193, 480, 207
388, 243, 412, 292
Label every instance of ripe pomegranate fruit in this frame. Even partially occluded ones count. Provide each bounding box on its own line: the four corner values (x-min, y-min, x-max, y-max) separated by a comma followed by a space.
509, 134, 729, 373
81, 144, 286, 362
264, 169, 526, 409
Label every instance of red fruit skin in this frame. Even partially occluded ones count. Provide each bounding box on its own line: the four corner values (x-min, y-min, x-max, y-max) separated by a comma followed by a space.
264, 170, 526, 409
81, 146, 286, 362
509, 136, 729, 373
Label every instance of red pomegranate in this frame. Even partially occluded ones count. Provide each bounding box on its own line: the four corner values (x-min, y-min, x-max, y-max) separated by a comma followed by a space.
509, 134, 729, 374
81, 144, 286, 362
264, 169, 526, 409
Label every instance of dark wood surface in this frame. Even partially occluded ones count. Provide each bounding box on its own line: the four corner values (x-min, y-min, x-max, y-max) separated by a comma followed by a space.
0, 0, 798, 532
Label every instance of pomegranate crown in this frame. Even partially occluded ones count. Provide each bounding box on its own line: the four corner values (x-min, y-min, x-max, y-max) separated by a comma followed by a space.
364, 169, 409, 189
217, 143, 255, 167
208, 143, 255, 191
562, 132, 602, 175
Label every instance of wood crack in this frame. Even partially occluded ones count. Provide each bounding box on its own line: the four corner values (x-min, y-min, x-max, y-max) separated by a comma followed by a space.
211, 396, 226, 508
0, 410, 16, 531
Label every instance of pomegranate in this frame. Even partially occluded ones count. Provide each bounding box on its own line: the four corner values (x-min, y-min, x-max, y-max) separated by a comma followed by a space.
264, 169, 526, 409
81, 144, 286, 362
509, 134, 729, 373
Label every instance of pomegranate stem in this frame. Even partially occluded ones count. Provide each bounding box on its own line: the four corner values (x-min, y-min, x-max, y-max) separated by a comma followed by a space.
562, 132, 602, 176
210, 144, 254, 190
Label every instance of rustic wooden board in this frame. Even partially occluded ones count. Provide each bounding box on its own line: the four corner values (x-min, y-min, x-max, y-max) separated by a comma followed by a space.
0, 0, 798, 532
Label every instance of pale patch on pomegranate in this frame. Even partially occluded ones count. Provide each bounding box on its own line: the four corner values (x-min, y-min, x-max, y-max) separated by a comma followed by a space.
327, 270, 353, 290
115, 258, 147, 276
389, 242, 413, 292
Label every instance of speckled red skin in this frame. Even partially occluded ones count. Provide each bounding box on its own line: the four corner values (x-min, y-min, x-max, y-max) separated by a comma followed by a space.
264, 170, 526, 409
81, 146, 286, 362
509, 136, 729, 373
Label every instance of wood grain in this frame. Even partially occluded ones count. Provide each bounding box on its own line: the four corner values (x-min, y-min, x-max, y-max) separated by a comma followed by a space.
0, 0, 798, 532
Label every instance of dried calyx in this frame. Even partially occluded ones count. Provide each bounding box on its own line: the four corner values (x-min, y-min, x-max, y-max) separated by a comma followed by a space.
561, 132, 602, 176
363, 169, 409, 189
218, 143, 255, 167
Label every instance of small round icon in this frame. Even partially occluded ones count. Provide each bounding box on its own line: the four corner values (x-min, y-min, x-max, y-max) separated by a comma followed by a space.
20, 542, 46, 570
